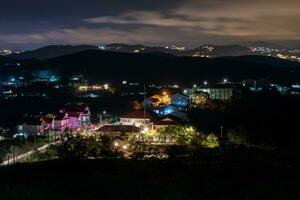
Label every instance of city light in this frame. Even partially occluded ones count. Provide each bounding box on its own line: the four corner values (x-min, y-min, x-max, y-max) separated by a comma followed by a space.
104, 84, 109, 90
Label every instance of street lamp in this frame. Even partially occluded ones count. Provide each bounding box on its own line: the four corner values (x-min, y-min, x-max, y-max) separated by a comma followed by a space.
141, 127, 149, 134
97, 111, 105, 125
203, 81, 208, 86
220, 126, 223, 138
223, 79, 227, 83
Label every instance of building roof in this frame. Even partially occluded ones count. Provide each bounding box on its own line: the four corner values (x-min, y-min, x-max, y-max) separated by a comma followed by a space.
210, 83, 244, 89
193, 91, 209, 96
121, 110, 153, 120
153, 117, 182, 126
171, 93, 189, 99
61, 105, 90, 114
98, 125, 141, 133
54, 113, 67, 121
67, 111, 81, 118
23, 117, 42, 126
42, 116, 54, 124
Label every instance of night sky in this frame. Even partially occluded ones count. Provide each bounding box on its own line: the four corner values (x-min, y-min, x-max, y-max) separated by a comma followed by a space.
0, 0, 299, 49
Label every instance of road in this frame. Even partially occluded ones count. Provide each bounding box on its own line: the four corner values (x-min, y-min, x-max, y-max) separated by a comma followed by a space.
1, 126, 104, 166
1, 141, 59, 166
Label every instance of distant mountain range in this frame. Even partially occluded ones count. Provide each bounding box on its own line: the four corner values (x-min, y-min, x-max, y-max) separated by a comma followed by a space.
44, 50, 300, 84
6, 44, 300, 63
1, 44, 300, 84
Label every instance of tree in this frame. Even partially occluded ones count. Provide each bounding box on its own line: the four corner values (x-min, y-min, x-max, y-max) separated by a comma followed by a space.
132, 100, 142, 110
227, 126, 249, 146
157, 126, 198, 145
144, 130, 160, 143
201, 133, 219, 148
55, 133, 120, 159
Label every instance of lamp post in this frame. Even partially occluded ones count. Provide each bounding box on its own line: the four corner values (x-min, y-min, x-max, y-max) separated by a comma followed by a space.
33, 134, 37, 150
220, 126, 223, 138
98, 110, 106, 125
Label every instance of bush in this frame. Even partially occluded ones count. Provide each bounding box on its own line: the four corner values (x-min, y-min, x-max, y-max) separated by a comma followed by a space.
55, 133, 121, 160
227, 126, 249, 146
201, 133, 220, 148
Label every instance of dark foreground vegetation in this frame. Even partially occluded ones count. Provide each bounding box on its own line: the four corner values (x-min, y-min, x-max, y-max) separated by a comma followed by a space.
0, 159, 299, 200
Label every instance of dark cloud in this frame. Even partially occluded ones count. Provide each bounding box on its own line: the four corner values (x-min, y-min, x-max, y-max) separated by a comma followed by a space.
0, 0, 299, 49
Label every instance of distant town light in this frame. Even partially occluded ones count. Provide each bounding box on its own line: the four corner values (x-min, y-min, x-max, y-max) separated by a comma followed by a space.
122, 80, 127, 85
204, 81, 208, 85
183, 89, 187, 94
98, 45, 106, 50
193, 84, 197, 88
104, 84, 109, 90
223, 79, 228, 83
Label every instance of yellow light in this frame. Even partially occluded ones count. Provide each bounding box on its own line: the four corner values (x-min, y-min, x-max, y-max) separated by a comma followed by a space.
104, 84, 109, 90
141, 127, 149, 134
122, 145, 128, 150
78, 86, 89, 91
163, 91, 167, 96
114, 142, 119, 147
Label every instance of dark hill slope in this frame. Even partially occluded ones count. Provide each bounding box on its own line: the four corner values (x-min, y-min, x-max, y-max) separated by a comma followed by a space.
0, 160, 298, 200
8, 45, 99, 60
229, 55, 300, 68
46, 50, 300, 84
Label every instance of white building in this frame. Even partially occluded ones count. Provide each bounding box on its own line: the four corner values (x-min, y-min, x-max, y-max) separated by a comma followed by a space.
120, 110, 153, 127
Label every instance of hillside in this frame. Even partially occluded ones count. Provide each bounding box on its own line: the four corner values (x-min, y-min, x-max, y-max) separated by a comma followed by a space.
0, 55, 16, 64
0, 159, 298, 200
8, 45, 99, 60
46, 50, 300, 84
104, 44, 252, 57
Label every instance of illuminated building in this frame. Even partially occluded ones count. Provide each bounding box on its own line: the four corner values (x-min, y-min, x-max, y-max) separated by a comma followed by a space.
120, 110, 153, 127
